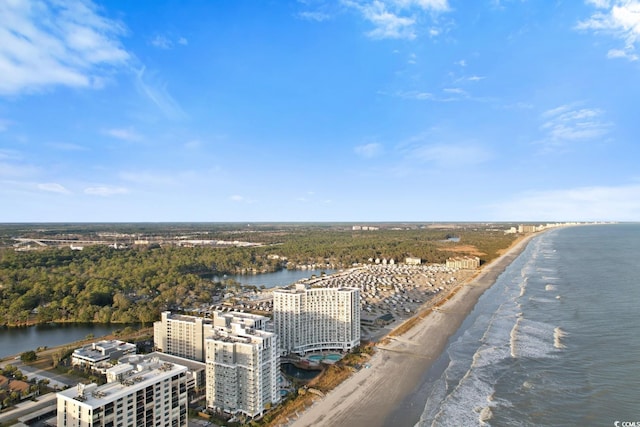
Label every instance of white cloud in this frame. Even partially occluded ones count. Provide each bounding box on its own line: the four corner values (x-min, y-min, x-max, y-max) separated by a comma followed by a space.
343, 0, 450, 40
354, 142, 383, 158
150, 34, 189, 49
103, 127, 142, 141
410, 143, 491, 167
84, 185, 128, 196
467, 75, 486, 82
443, 87, 467, 95
538, 104, 612, 149
492, 184, 640, 221
151, 35, 172, 49
390, 88, 477, 102
393, 90, 434, 100
38, 182, 70, 194
607, 47, 639, 60
577, 0, 640, 61
298, 11, 331, 21
135, 66, 186, 120
0, 0, 129, 95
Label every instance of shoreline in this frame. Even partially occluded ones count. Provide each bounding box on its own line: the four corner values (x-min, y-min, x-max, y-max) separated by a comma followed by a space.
290, 232, 539, 427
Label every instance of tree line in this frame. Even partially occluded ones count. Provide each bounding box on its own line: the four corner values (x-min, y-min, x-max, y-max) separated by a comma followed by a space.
0, 226, 516, 326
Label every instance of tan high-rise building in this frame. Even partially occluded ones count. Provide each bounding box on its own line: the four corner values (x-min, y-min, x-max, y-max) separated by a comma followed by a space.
153, 310, 268, 362
273, 285, 360, 355
154, 311, 213, 362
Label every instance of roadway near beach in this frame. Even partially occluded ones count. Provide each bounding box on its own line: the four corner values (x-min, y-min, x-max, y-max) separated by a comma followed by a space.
290, 233, 537, 427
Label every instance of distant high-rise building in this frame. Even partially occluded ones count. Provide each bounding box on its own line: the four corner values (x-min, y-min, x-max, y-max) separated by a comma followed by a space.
57, 355, 188, 427
273, 285, 360, 355
205, 321, 279, 418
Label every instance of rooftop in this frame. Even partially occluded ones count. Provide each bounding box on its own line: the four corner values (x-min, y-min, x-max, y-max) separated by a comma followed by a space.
58, 357, 187, 407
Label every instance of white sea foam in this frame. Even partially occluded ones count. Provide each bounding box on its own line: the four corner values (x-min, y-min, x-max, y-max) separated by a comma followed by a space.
553, 327, 567, 349
510, 316, 522, 358
511, 318, 555, 359
545, 284, 556, 291
479, 406, 493, 425
519, 281, 527, 297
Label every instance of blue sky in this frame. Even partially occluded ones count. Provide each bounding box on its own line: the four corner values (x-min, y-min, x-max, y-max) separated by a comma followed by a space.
1, 0, 639, 222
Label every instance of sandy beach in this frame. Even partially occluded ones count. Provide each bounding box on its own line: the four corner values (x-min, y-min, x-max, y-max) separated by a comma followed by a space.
290, 233, 538, 427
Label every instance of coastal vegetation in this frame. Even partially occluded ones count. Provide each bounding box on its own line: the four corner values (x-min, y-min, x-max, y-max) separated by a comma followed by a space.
0, 223, 517, 326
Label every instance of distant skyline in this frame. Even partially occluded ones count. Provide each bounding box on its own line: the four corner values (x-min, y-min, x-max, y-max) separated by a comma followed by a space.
1, 0, 639, 222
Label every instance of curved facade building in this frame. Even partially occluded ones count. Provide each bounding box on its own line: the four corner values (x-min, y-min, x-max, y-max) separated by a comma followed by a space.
273, 285, 360, 355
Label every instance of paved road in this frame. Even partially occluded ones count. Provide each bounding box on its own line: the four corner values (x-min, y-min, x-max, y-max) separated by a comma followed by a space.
18, 363, 75, 388
2, 359, 75, 389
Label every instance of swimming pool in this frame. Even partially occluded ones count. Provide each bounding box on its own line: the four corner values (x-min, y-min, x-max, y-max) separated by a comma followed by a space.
306, 353, 342, 362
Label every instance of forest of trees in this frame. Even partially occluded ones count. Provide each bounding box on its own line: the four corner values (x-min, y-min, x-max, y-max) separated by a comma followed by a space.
0, 224, 518, 326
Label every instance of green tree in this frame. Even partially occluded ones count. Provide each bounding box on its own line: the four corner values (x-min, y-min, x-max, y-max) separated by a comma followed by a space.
20, 350, 37, 363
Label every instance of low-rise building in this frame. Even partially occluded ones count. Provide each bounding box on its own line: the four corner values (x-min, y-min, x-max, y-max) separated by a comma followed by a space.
445, 256, 481, 269
71, 340, 137, 369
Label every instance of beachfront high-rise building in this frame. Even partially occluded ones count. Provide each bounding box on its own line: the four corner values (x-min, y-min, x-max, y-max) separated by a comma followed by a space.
273, 285, 360, 355
205, 321, 279, 418
154, 310, 268, 362
57, 355, 188, 427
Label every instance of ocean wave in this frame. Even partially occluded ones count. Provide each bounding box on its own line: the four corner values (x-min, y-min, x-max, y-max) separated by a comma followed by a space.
478, 406, 493, 425
510, 316, 522, 358
528, 296, 557, 304
553, 327, 567, 349
510, 318, 556, 359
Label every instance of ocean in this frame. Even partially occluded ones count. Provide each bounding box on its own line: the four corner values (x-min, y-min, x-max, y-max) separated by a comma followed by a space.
415, 224, 640, 427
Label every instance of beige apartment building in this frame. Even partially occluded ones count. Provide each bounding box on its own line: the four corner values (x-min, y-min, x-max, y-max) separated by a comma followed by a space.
153, 310, 268, 363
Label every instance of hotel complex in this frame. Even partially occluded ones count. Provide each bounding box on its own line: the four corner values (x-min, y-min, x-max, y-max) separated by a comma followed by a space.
273, 285, 361, 355
57, 355, 188, 427
56, 292, 359, 423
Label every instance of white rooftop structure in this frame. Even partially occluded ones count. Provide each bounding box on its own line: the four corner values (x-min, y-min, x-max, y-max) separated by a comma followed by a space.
57, 355, 189, 427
